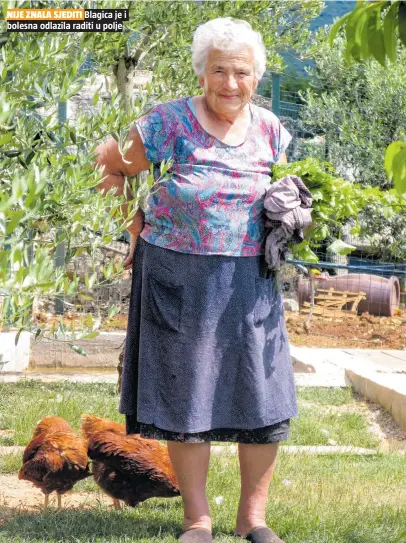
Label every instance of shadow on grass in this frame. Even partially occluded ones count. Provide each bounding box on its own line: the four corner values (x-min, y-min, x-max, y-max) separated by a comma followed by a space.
0, 507, 181, 542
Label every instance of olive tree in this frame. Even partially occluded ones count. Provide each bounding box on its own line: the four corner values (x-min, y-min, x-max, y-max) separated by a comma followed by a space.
0, 8, 147, 340
83, 0, 324, 102
0, 0, 324, 339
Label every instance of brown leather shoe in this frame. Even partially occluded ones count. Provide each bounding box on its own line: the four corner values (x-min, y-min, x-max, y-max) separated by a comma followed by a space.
179, 528, 213, 542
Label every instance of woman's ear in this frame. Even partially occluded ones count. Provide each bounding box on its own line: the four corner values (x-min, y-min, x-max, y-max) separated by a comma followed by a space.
198, 75, 205, 89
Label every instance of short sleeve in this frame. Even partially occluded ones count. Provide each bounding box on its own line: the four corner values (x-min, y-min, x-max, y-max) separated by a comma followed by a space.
261, 107, 293, 163
135, 103, 178, 165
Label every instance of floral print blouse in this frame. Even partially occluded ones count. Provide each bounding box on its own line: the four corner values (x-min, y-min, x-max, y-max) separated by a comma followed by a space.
136, 96, 292, 256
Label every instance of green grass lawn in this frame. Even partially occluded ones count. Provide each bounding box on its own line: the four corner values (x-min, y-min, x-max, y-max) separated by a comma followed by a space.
292, 387, 380, 448
0, 381, 405, 542
0, 382, 380, 450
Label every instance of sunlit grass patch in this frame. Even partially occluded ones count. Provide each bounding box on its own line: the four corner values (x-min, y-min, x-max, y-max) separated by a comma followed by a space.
292, 387, 381, 448
0, 380, 124, 446
0, 382, 385, 453
0, 452, 22, 475
1, 381, 402, 542
296, 386, 354, 406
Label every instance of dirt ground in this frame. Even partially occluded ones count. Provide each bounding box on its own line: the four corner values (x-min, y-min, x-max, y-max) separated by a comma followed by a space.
101, 310, 406, 350
285, 310, 406, 349
28, 305, 406, 351
0, 475, 112, 512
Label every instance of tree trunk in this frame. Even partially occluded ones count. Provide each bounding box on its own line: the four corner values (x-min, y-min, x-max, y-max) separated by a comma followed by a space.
113, 40, 150, 394
115, 57, 136, 116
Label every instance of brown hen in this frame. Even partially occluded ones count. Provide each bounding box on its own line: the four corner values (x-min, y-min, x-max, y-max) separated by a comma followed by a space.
18, 416, 91, 508
81, 414, 126, 439
80, 415, 180, 508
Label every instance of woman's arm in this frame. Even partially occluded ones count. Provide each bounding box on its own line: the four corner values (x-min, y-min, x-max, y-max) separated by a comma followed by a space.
95, 126, 150, 229
277, 152, 288, 164
95, 125, 150, 196
95, 126, 151, 268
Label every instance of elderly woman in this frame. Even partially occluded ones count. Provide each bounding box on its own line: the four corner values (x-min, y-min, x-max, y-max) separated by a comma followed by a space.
95, 17, 297, 543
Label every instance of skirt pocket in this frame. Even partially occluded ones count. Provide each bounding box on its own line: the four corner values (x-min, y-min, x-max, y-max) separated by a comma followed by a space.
145, 274, 184, 333
253, 276, 278, 325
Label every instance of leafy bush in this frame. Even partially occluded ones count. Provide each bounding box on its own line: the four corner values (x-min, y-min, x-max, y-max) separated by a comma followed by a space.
273, 158, 406, 262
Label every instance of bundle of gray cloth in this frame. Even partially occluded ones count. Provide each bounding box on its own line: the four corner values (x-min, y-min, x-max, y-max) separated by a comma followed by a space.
264, 174, 313, 271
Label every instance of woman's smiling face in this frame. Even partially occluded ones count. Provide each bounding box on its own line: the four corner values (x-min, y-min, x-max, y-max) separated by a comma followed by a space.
198, 47, 258, 119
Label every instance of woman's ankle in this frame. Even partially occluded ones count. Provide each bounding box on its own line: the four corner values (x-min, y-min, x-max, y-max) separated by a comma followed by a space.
235, 516, 267, 537
182, 515, 212, 533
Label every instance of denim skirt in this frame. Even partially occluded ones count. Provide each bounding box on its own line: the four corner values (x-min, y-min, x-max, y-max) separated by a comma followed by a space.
119, 236, 297, 443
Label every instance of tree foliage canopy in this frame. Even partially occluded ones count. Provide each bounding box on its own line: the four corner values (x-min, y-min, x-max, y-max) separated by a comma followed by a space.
302, 33, 406, 190
330, 0, 406, 65
300, 31, 406, 259
84, 0, 324, 100
0, 12, 146, 335
0, 0, 324, 333
329, 0, 406, 194
1, 0, 404, 336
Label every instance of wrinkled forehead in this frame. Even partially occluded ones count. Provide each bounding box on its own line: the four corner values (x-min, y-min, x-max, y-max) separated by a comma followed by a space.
205, 47, 255, 70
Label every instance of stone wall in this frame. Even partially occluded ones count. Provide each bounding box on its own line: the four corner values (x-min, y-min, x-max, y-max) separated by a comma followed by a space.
29, 331, 126, 370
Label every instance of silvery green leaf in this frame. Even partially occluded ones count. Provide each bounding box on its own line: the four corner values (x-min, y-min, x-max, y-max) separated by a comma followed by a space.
327, 240, 356, 256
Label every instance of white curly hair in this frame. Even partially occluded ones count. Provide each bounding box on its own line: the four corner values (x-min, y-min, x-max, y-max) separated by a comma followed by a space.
191, 17, 267, 81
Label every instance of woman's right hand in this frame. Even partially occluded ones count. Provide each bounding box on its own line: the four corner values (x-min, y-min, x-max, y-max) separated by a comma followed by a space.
123, 233, 139, 270
123, 209, 145, 270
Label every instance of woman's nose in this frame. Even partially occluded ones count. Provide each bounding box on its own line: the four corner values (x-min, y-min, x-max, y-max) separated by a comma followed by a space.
224, 75, 238, 90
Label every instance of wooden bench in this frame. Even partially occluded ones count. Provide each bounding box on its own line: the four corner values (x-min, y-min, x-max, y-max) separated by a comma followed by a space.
301, 288, 366, 318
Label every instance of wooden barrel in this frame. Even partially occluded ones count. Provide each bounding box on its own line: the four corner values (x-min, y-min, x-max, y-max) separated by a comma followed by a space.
298, 274, 400, 317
